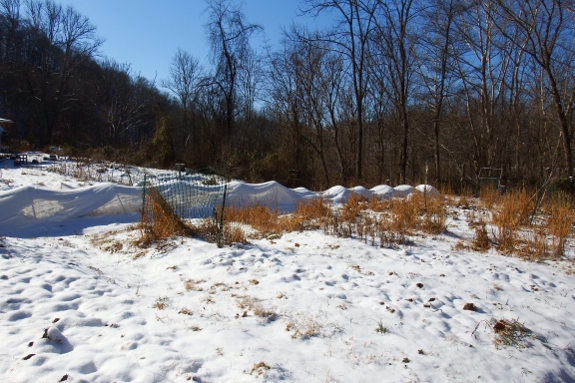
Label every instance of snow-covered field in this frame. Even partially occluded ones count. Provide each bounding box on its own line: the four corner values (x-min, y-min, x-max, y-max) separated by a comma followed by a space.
1, 156, 575, 383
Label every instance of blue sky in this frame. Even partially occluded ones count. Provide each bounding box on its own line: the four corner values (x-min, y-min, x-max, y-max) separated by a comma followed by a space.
66, 0, 331, 84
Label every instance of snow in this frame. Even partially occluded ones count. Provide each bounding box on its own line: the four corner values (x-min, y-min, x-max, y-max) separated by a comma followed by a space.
1, 156, 575, 382
0, 157, 440, 228
394, 184, 414, 198
416, 184, 441, 198
370, 184, 396, 199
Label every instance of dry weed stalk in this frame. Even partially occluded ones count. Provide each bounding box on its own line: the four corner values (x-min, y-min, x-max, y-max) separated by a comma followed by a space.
472, 217, 491, 252
136, 190, 192, 247
136, 189, 247, 248
491, 191, 534, 254
421, 196, 447, 234
546, 195, 575, 257
480, 187, 500, 210
491, 318, 545, 350
224, 191, 448, 247
225, 201, 280, 236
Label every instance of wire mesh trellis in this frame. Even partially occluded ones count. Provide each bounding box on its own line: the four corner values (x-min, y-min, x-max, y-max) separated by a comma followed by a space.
19, 158, 230, 242
139, 171, 229, 244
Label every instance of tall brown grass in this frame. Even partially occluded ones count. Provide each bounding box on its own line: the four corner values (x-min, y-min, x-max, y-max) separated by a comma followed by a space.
420, 195, 448, 234
223, 191, 446, 247
136, 189, 246, 248
489, 190, 532, 254
545, 195, 575, 257
461, 188, 575, 260
281, 197, 332, 232
137, 186, 574, 260
472, 217, 491, 252
136, 190, 192, 247
480, 186, 500, 210
225, 201, 281, 235
225, 197, 333, 238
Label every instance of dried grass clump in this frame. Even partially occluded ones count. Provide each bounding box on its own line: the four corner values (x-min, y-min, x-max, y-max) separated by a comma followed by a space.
491, 190, 534, 254
420, 195, 447, 234
189, 216, 247, 246
280, 197, 332, 232
468, 188, 575, 260
472, 217, 491, 252
250, 361, 271, 376
491, 318, 546, 350
545, 194, 575, 257
368, 196, 391, 212
376, 215, 404, 248
387, 192, 446, 235
135, 190, 193, 247
237, 296, 277, 320
517, 225, 548, 259
221, 190, 449, 247
492, 190, 533, 228
225, 197, 333, 237
480, 186, 500, 210
285, 319, 321, 339
225, 201, 280, 236
136, 189, 246, 248
152, 296, 169, 310
327, 194, 367, 238
390, 195, 419, 235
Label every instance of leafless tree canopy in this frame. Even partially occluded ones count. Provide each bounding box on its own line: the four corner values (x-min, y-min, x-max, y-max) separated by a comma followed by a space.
2, 0, 575, 190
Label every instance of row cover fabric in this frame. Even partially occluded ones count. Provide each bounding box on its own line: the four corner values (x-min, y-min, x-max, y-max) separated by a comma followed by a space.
0, 180, 440, 233
0, 183, 142, 232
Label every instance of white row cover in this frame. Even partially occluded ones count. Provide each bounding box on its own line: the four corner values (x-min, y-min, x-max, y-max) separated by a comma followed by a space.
0, 180, 439, 234
0, 183, 142, 233
226, 181, 440, 211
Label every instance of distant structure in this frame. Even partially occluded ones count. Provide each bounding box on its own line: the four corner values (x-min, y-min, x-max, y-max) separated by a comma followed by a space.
0, 118, 13, 149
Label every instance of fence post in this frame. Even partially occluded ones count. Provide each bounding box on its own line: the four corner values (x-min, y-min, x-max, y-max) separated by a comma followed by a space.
530, 180, 547, 226
424, 162, 428, 212
217, 183, 228, 248
142, 173, 147, 220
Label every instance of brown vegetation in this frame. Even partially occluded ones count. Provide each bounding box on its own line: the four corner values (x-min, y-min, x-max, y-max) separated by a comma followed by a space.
135, 182, 572, 262
224, 191, 446, 248
460, 188, 575, 260
135, 188, 247, 248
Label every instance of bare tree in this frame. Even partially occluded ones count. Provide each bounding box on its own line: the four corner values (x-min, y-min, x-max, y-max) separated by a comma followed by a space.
371, 0, 417, 184
416, 0, 457, 181
450, 0, 515, 178
95, 60, 153, 146
497, 0, 575, 177
162, 48, 203, 149
23, 0, 102, 144
301, 0, 378, 183
204, 0, 261, 144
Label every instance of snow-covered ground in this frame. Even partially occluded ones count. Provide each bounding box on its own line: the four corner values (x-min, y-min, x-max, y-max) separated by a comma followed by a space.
1, 156, 575, 383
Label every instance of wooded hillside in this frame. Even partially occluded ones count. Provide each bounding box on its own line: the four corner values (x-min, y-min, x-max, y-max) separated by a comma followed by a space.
1, 0, 574, 190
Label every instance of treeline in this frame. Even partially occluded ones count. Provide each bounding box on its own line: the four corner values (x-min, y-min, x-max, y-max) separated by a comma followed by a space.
1, 0, 575, 190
